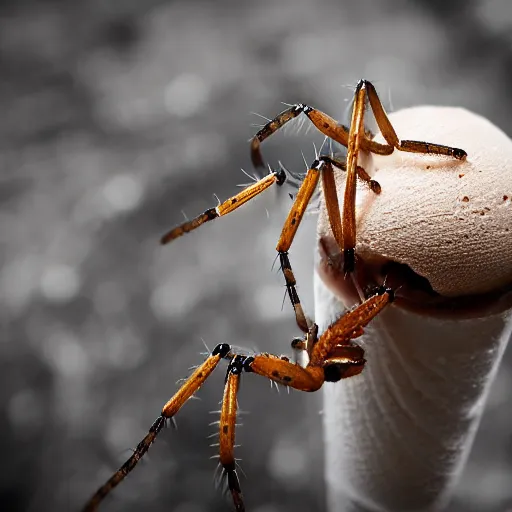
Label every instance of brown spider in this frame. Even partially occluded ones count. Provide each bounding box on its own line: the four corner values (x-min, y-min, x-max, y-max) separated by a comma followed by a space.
82, 79, 466, 512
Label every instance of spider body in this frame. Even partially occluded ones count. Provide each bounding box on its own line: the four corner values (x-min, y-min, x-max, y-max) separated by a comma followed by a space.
81, 80, 512, 512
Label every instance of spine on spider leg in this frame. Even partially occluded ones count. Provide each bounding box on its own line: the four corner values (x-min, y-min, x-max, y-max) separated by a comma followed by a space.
315, 274, 512, 512
160, 170, 285, 244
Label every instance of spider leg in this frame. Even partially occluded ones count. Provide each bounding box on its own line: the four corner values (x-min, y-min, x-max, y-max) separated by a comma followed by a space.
244, 352, 326, 391
250, 104, 391, 169
275, 152, 387, 331
219, 356, 245, 512
342, 81, 368, 274
341, 80, 468, 274
81, 343, 232, 512
243, 333, 364, 391
246, 286, 394, 390
245, 289, 392, 391
320, 155, 381, 195
363, 80, 467, 160
276, 152, 381, 332
309, 286, 394, 366
160, 168, 286, 244
285, 154, 380, 279
276, 158, 325, 332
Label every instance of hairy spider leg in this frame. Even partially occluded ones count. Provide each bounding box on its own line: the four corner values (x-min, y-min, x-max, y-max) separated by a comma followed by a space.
342, 82, 367, 274
276, 158, 324, 332
275, 154, 384, 332
309, 286, 393, 366
219, 356, 245, 512
250, 103, 392, 170
317, 154, 381, 267
278, 154, 382, 331
363, 80, 467, 160
160, 168, 286, 244
82, 288, 394, 512
320, 155, 382, 194
250, 84, 467, 170
82, 343, 232, 512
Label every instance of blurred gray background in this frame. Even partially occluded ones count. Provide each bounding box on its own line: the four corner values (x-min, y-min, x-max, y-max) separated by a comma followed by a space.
1, 0, 512, 511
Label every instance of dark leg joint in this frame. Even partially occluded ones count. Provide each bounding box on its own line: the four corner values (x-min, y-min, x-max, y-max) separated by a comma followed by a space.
150, 415, 167, 434
227, 355, 246, 376
242, 356, 255, 373
450, 147, 467, 160
377, 285, 395, 302
275, 166, 287, 185
343, 248, 355, 274
213, 343, 232, 358
356, 78, 369, 92
251, 104, 311, 168
279, 252, 309, 332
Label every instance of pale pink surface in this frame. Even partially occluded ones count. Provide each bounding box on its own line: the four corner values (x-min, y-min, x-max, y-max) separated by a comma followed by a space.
318, 108, 512, 511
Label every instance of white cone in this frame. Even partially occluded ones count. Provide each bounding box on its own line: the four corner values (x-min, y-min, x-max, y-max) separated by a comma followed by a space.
316, 105, 512, 511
